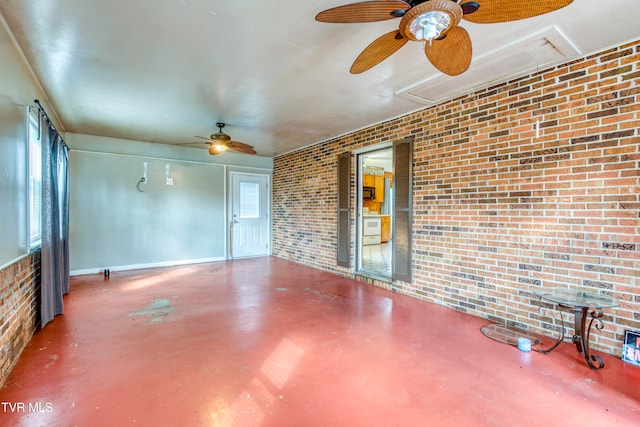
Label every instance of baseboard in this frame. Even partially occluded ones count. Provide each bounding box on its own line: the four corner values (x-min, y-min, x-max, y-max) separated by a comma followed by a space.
70, 256, 227, 276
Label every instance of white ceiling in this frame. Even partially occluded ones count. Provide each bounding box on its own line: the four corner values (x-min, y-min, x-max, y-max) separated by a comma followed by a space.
1, 0, 638, 157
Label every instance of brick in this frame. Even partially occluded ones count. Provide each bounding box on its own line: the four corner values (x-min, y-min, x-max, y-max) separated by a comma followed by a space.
0, 251, 40, 386
273, 40, 640, 357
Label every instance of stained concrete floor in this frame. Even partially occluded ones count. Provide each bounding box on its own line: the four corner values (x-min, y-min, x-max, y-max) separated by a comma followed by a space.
1, 257, 639, 426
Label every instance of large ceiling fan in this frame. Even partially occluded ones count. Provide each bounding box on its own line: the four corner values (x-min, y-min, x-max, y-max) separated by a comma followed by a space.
186, 123, 257, 156
316, 0, 574, 75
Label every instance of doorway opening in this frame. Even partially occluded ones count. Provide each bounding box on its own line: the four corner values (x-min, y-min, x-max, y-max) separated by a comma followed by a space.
357, 147, 393, 280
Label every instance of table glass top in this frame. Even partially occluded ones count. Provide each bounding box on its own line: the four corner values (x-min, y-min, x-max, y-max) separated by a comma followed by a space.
534, 288, 619, 308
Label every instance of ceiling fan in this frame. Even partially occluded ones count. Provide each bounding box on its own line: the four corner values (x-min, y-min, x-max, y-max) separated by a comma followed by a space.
315, 0, 574, 76
189, 123, 256, 156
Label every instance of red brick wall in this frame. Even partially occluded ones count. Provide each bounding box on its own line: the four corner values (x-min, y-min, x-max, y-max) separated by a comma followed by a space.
0, 251, 41, 386
273, 40, 640, 356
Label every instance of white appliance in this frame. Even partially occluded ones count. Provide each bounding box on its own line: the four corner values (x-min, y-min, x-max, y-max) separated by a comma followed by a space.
363, 216, 381, 245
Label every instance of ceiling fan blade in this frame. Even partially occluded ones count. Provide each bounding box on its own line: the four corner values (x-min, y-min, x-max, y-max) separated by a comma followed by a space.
424, 26, 472, 76
229, 140, 255, 150
316, 1, 410, 23
462, 0, 573, 24
229, 145, 257, 155
350, 30, 408, 74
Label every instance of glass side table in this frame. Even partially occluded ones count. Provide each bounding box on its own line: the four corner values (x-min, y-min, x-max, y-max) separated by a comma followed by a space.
534, 288, 619, 370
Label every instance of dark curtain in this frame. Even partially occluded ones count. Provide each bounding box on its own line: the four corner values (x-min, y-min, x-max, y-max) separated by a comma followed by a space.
40, 119, 70, 327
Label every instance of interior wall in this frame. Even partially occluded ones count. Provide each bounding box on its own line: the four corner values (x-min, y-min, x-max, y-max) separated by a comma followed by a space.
272, 39, 640, 356
69, 150, 226, 272
67, 133, 273, 273
0, 14, 58, 267
0, 13, 58, 387
273, 142, 347, 272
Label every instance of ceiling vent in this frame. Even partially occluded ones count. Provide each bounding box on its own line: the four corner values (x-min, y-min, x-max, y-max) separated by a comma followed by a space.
396, 26, 581, 105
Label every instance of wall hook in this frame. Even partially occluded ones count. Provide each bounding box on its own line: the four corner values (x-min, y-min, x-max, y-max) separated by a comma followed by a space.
137, 161, 148, 192
137, 176, 146, 192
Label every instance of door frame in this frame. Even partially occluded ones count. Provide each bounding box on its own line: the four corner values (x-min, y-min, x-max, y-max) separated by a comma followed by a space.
227, 170, 272, 259
353, 142, 392, 277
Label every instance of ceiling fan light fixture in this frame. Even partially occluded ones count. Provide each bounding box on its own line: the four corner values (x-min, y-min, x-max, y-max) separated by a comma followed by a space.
400, 0, 462, 42
214, 142, 229, 151
209, 143, 228, 155
409, 10, 450, 41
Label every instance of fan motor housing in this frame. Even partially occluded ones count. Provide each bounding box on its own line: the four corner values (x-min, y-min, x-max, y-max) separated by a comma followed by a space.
210, 132, 231, 142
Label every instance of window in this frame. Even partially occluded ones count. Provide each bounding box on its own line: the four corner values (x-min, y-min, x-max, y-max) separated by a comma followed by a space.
27, 108, 42, 249
239, 181, 260, 219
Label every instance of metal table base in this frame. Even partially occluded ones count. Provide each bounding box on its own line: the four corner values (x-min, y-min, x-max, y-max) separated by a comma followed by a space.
534, 288, 618, 370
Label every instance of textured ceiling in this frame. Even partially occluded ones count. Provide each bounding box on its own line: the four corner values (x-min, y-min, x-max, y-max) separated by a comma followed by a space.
1, 0, 638, 157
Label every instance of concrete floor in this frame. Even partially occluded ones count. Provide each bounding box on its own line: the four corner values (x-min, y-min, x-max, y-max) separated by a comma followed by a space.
1, 257, 639, 426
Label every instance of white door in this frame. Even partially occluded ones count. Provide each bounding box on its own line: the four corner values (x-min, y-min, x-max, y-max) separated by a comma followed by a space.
230, 173, 270, 258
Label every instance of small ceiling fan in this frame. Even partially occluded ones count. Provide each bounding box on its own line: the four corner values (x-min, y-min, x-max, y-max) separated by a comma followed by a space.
188, 123, 256, 156
316, 0, 573, 76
